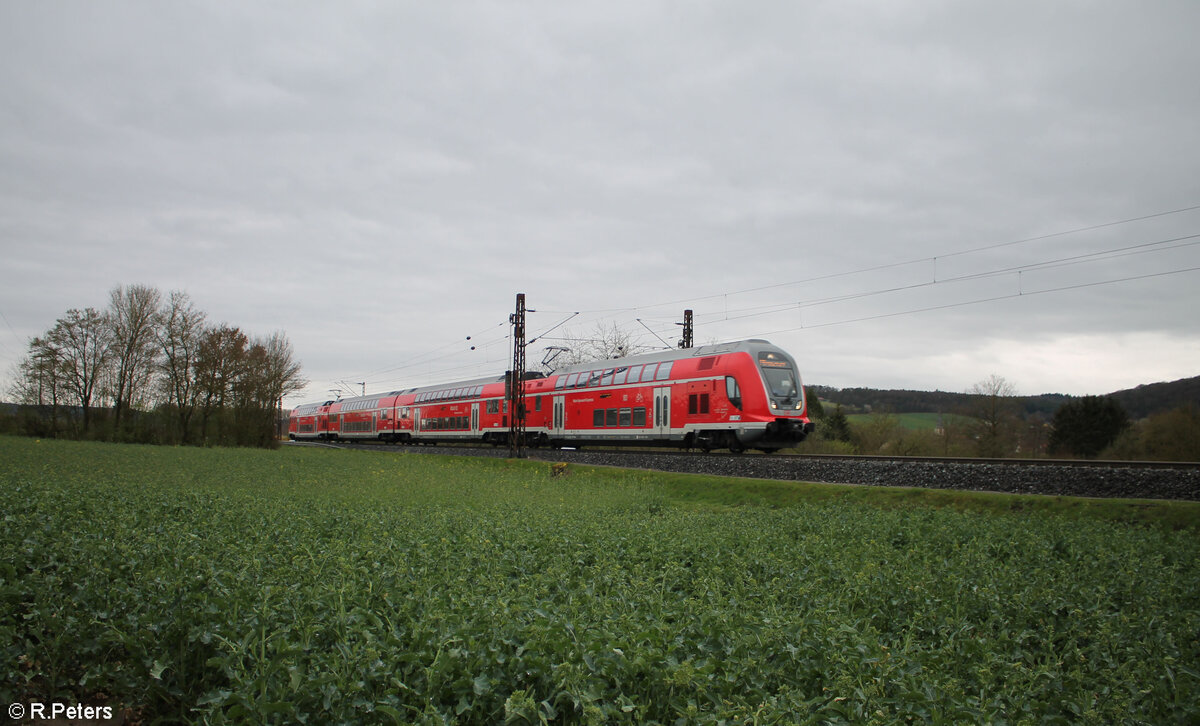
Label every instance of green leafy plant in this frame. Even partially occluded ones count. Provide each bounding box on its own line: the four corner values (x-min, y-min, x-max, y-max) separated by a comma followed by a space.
2, 436, 1197, 723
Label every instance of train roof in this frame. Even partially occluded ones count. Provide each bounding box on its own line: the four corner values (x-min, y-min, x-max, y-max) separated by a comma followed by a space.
549, 338, 780, 376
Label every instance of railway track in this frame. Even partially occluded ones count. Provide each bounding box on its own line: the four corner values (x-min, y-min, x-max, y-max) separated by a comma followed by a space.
288, 440, 1200, 501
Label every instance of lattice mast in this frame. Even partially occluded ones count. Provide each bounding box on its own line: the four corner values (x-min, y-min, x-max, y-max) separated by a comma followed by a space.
678, 309, 694, 349
507, 293, 527, 458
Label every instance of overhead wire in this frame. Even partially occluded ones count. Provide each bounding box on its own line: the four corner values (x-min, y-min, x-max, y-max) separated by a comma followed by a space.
533, 202, 1200, 318
693, 231, 1200, 327
748, 265, 1200, 337
308, 203, 1199, 400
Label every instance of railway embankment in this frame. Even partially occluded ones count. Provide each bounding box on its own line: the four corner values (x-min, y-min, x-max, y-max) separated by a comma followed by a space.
375, 444, 1200, 501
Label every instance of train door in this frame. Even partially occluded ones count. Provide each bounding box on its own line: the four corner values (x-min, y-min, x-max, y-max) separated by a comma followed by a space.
471, 403, 479, 433
654, 386, 672, 436
552, 395, 565, 437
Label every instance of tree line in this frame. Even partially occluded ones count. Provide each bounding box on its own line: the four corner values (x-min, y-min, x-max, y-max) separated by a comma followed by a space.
4, 284, 306, 447
806, 374, 1200, 461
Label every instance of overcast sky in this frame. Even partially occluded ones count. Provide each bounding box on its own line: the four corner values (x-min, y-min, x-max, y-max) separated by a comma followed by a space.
2, 1, 1198, 408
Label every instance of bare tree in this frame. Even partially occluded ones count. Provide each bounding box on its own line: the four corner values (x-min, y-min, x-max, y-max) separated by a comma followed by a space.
967, 373, 1019, 457
156, 290, 207, 443
44, 308, 112, 434
107, 284, 163, 435
550, 322, 652, 369
9, 338, 66, 433
194, 324, 248, 443
258, 331, 307, 405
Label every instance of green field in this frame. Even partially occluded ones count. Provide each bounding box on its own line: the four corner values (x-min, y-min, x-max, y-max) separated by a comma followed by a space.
845, 412, 968, 431
2, 437, 1198, 724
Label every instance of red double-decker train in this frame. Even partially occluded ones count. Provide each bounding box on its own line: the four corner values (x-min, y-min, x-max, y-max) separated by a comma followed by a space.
288, 339, 814, 453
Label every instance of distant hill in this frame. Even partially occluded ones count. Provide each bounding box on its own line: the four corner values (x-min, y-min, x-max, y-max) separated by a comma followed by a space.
1109, 376, 1200, 419
812, 375, 1200, 420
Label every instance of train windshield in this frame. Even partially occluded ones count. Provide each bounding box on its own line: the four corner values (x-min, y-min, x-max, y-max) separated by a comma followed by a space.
758, 351, 800, 404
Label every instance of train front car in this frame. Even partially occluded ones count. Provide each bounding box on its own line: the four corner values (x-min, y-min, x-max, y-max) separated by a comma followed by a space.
734, 340, 815, 452
670, 339, 813, 453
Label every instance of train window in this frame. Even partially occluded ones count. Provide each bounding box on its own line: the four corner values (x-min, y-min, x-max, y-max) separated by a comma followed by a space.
640, 364, 657, 382
587, 371, 603, 387
688, 394, 710, 415
593, 409, 605, 427
619, 408, 631, 427
632, 407, 646, 427
612, 367, 628, 384
655, 363, 672, 381
606, 408, 618, 427
626, 365, 642, 383
601, 370, 614, 386
534, 396, 542, 412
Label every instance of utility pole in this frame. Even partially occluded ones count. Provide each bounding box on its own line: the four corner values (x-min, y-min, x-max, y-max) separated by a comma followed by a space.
677, 309, 694, 349
507, 293, 527, 458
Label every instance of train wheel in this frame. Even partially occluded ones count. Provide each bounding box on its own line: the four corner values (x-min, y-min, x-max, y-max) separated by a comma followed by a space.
724, 432, 745, 454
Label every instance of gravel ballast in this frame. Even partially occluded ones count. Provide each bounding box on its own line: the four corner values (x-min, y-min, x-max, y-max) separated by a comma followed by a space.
384, 445, 1200, 501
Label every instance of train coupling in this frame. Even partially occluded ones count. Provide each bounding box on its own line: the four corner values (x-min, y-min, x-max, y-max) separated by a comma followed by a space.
766, 418, 815, 443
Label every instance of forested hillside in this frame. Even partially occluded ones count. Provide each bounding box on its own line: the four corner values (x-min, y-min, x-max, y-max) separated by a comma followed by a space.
813, 376, 1200, 420
1110, 377, 1200, 419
